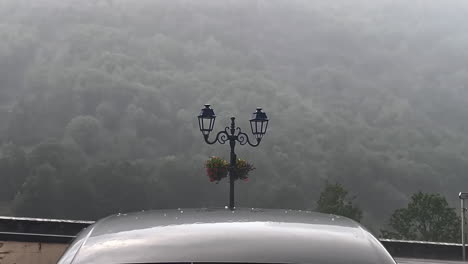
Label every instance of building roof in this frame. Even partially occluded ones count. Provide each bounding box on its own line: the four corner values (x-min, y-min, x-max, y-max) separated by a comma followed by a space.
58, 208, 396, 264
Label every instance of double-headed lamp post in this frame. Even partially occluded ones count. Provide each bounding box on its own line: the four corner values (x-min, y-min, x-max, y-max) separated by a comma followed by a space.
197, 104, 269, 210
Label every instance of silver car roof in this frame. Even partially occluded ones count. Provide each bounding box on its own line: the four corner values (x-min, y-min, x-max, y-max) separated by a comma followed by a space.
58, 208, 396, 264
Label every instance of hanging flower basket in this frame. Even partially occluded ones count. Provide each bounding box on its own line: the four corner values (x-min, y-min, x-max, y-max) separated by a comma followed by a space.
232, 159, 255, 182
205, 156, 229, 183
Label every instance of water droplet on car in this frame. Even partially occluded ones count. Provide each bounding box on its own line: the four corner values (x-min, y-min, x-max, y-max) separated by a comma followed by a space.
164, 213, 167, 217
180, 210, 184, 213
225, 206, 228, 209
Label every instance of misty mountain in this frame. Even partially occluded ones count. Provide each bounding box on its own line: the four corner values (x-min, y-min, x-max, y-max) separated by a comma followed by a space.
1, 0, 468, 229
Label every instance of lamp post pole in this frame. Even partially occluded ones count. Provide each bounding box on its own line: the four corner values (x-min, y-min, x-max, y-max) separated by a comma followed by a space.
228, 117, 237, 210
459, 192, 468, 261
198, 105, 269, 210
462, 198, 465, 261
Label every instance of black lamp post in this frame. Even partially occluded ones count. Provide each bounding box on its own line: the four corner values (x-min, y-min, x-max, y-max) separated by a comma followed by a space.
197, 104, 269, 210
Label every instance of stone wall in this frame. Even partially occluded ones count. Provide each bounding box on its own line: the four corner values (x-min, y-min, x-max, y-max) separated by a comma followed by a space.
0, 241, 68, 264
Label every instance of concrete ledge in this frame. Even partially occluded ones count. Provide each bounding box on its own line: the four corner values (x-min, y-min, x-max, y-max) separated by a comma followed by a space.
0, 232, 76, 244
381, 239, 465, 261
0, 216, 93, 237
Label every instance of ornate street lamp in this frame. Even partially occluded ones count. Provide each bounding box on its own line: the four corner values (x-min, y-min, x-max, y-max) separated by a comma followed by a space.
197, 105, 269, 210
250, 107, 269, 142
198, 104, 216, 137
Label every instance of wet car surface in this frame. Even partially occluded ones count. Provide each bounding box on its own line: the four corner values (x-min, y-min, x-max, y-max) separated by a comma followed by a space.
58, 208, 396, 264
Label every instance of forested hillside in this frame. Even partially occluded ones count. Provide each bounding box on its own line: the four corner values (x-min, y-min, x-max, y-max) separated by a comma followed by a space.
1, 0, 468, 230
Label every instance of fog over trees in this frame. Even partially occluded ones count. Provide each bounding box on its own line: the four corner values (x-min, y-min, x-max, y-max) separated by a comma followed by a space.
1, 0, 468, 232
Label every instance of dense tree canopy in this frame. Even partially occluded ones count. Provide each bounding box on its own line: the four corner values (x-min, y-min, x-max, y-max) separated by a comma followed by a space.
381, 192, 460, 243
0, 0, 467, 235
316, 182, 363, 222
